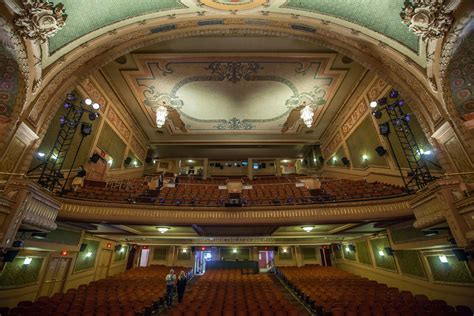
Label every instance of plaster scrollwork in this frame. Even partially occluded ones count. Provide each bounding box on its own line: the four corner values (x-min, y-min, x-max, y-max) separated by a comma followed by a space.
400, 0, 456, 42
14, 0, 67, 43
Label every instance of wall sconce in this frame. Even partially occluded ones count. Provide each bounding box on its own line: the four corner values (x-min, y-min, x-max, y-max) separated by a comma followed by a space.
182, 248, 187, 253
378, 250, 385, 257
345, 246, 350, 252
23, 257, 32, 265
282, 247, 288, 253
85, 252, 93, 258
439, 255, 448, 263
232, 248, 238, 253
362, 154, 368, 161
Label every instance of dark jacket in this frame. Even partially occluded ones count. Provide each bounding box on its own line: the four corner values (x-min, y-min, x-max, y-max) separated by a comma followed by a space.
177, 277, 187, 290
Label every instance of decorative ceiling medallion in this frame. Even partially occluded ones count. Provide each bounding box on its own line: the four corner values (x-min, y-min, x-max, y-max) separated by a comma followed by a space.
198, 0, 268, 11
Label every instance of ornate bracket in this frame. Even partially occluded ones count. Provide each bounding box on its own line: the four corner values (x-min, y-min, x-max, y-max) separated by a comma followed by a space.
14, 0, 67, 43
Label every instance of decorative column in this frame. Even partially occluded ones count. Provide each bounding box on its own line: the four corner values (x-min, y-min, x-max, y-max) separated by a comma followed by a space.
248, 158, 253, 180
275, 160, 282, 176
203, 158, 209, 180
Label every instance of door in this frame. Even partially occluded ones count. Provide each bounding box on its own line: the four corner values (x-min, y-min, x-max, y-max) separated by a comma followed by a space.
95, 249, 112, 280
320, 248, 332, 266
38, 257, 71, 298
139, 248, 150, 267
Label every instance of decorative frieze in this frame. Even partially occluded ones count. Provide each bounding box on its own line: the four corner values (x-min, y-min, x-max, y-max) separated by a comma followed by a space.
106, 107, 131, 141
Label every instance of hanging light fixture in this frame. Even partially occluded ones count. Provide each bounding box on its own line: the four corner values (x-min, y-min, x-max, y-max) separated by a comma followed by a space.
155, 105, 169, 128
300, 103, 314, 128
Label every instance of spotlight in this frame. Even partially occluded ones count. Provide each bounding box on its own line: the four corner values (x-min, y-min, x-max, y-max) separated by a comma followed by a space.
394, 119, 402, 126
66, 94, 76, 101
80, 123, 92, 136
373, 110, 382, 119
403, 114, 411, 122
397, 99, 405, 106
378, 97, 387, 105
37, 152, 45, 158
59, 116, 66, 125
318, 156, 325, 164
88, 112, 98, 121
369, 101, 378, 108
92, 103, 100, 110
389, 90, 399, 98
375, 146, 387, 156
84, 98, 92, 105
379, 123, 390, 136
63, 102, 73, 109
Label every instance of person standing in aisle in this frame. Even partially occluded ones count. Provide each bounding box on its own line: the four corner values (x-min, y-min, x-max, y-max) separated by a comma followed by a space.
165, 269, 176, 307
176, 271, 187, 303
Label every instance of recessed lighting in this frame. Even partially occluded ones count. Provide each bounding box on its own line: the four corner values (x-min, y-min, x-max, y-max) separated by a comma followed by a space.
369, 101, 378, 108
23, 257, 32, 265
157, 227, 170, 234
439, 255, 448, 263
302, 226, 314, 233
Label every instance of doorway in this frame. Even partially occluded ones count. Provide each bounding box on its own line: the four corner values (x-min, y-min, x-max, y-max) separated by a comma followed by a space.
139, 247, 150, 267
194, 250, 212, 274
258, 250, 274, 272
38, 257, 71, 298
95, 249, 112, 280
320, 247, 332, 266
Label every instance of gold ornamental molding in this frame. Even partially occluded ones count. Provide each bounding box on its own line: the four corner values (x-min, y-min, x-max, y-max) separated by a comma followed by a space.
58, 195, 413, 225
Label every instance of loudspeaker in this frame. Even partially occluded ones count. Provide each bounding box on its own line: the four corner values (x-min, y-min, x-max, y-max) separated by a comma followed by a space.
318, 156, 325, 164
452, 249, 469, 261
384, 247, 394, 256
90, 153, 100, 163
124, 157, 132, 166
375, 146, 387, 156
3, 250, 19, 262
341, 157, 350, 166
379, 122, 390, 136
80, 122, 92, 136
145, 157, 153, 164
348, 244, 356, 252
79, 243, 88, 252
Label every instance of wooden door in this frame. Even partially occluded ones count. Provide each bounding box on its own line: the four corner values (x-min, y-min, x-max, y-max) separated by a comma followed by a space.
38, 257, 71, 298
95, 249, 112, 280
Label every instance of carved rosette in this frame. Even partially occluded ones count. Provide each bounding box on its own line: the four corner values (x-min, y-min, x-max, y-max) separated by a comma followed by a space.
400, 0, 454, 41
14, 0, 67, 43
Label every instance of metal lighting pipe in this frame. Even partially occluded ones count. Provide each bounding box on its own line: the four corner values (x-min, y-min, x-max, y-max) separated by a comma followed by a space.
383, 130, 408, 190
61, 134, 87, 192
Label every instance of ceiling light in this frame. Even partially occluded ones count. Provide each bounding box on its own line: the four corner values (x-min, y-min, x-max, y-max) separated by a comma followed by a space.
300, 104, 314, 128
378, 250, 385, 257
23, 257, 32, 265
84, 98, 92, 105
157, 227, 169, 234
333, 156, 337, 162
439, 255, 448, 263
182, 248, 187, 253
369, 101, 378, 108
302, 226, 314, 233
188, 160, 194, 163
155, 105, 169, 128
282, 248, 288, 253
232, 248, 238, 253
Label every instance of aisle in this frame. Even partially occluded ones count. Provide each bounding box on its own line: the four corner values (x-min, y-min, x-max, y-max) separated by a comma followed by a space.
158, 276, 200, 315
268, 274, 311, 316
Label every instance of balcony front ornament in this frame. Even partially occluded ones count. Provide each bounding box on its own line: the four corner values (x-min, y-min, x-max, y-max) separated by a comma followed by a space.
14, 0, 67, 43
400, 0, 454, 41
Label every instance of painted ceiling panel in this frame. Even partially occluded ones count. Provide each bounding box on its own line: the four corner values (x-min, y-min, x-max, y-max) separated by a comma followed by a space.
47, 0, 186, 53
281, 0, 420, 52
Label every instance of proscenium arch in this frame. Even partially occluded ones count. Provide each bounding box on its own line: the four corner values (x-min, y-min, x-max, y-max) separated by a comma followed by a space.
17, 16, 448, 174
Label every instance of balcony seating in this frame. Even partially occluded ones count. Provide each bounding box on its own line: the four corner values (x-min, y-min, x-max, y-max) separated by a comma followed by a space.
3, 265, 191, 316
62, 175, 407, 206
276, 265, 465, 316
169, 269, 304, 316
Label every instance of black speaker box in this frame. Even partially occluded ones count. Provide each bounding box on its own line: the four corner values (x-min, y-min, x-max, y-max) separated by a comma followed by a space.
114, 245, 122, 252
79, 243, 88, 252
80, 122, 92, 136
452, 249, 468, 261
274, 246, 279, 252
348, 244, 356, 252
90, 153, 100, 163
124, 157, 132, 166
3, 250, 19, 262
341, 157, 350, 166
12, 240, 24, 248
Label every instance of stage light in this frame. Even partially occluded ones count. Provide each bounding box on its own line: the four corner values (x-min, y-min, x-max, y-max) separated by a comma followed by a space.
394, 119, 402, 126
51, 153, 58, 160
84, 98, 92, 105
59, 116, 66, 125
439, 255, 448, 263
389, 90, 399, 98
373, 111, 382, 119
88, 112, 98, 121
37, 152, 45, 158
378, 97, 387, 105
369, 101, 378, 108
23, 257, 32, 265
80, 122, 92, 136
403, 114, 411, 122
378, 250, 385, 257
92, 103, 100, 110
66, 94, 76, 101
379, 123, 390, 136
64, 102, 73, 109
375, 146, 387, 156
397, 99, 405, 106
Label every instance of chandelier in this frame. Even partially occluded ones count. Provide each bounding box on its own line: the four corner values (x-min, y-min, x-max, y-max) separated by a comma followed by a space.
155, 105, 169, 128
300, 103, 314, 128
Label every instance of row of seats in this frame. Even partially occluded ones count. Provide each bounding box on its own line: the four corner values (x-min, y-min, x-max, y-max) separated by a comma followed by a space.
2, 265, 191, 316
169, 269, 307, 316
276, 265, 472, 316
